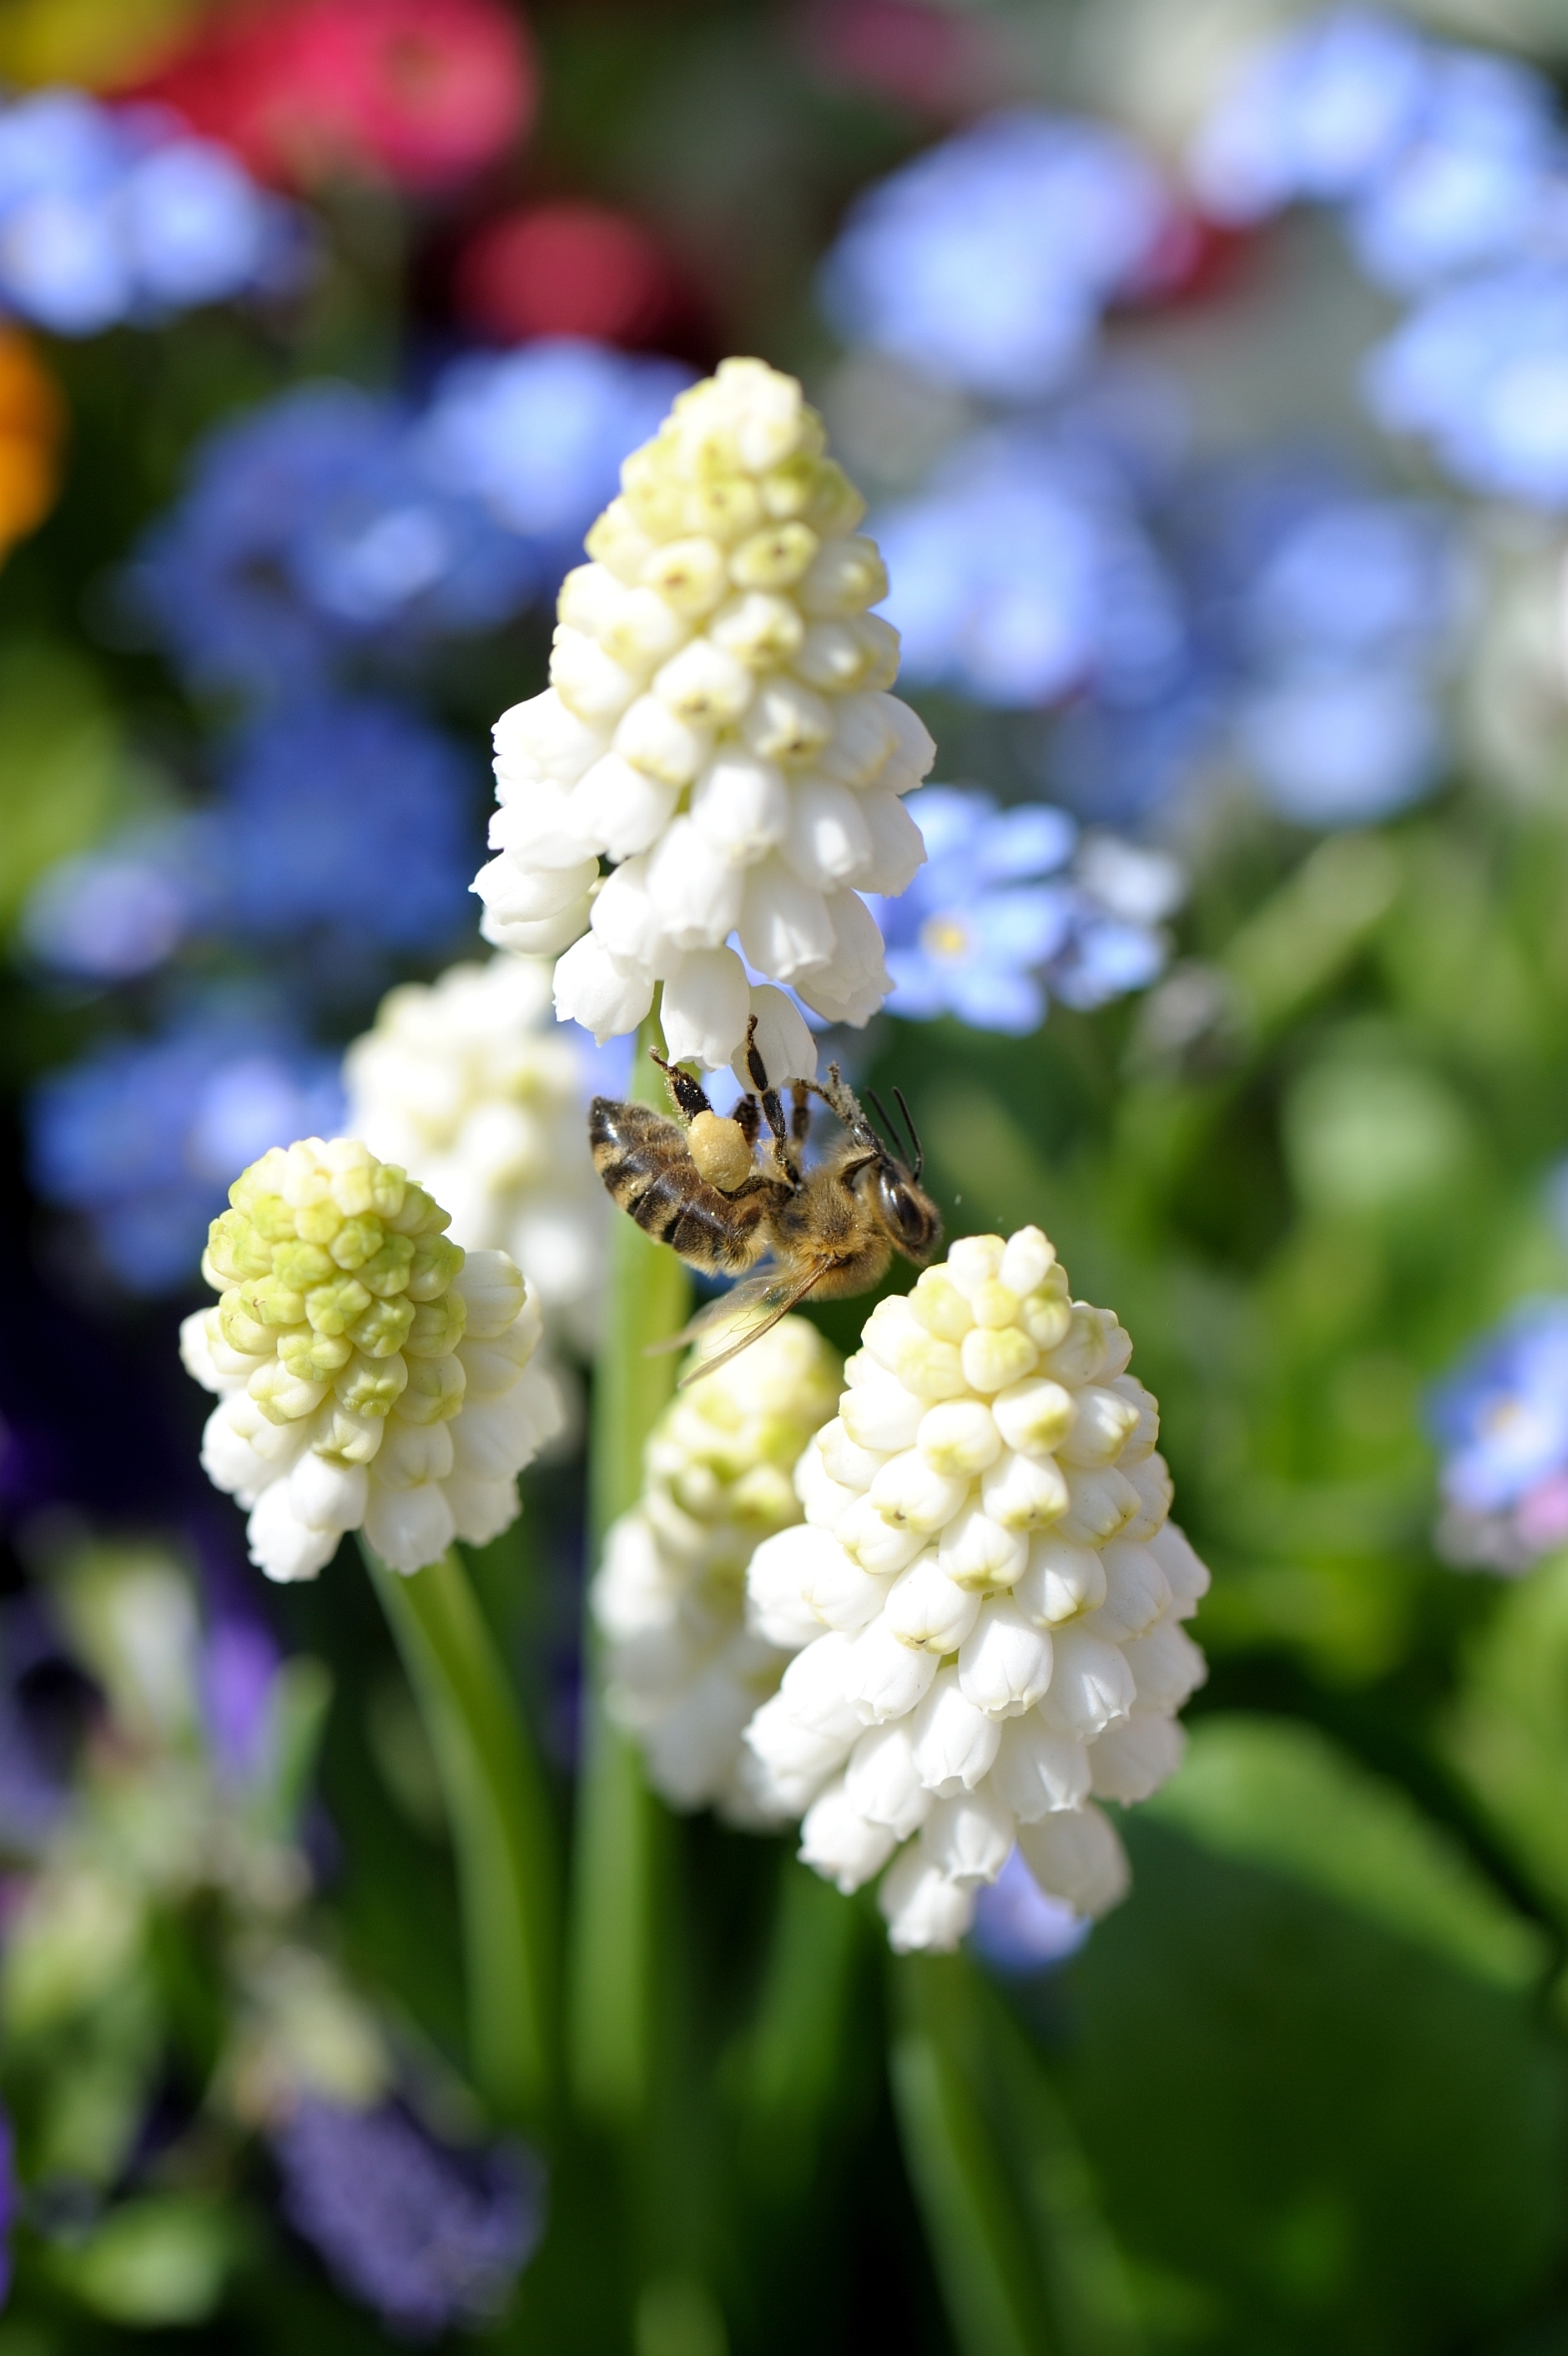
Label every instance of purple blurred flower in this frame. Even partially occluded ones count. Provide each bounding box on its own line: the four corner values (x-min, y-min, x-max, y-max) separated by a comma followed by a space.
821, 109, 1174, 400
1428, 1300, 1568, 1571
201, 1615, 282, 1786
273, 2095, 544, 2338
971, 1846, 1091, 1974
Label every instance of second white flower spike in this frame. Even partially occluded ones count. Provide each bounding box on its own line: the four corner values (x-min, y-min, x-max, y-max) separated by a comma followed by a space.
742, 1225, 1208, 1952
475, 356, 935, 1067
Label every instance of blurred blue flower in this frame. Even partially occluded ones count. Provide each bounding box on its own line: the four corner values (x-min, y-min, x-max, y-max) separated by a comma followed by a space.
1192, 8, 1432, 222
28, 1016, 343, 1292
214, 695, 477, 958
273, 2095, 544, 2337
133, 383, 534, 697
1195, 468, 1467, 823
135, 344, 689, 698
1368, 263, 1568, 507
19, 821, 216, 981
0, 89, 300, 336
971, 1847, 1090, 1973
873, 785, 1181, 1033
1347, 50, 1562, 290
877, 428, 1185, 708
820, 110, 1173, 400
1428, 1300, 1568, 1571
417, 337, 693, 548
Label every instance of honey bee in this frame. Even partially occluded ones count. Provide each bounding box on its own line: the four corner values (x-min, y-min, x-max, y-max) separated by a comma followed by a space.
589, 1017, 943, 1374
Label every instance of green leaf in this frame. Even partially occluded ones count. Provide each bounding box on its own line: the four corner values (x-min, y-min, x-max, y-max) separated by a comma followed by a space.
1062, 1815, 1568, 2350
1146, 1714, 1549, 1990
362, 1541, 558, 2126
1447, 1549, 1568, 1928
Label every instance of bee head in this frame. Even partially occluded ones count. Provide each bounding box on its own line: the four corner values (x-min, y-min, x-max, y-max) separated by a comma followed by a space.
860, 1084, 942, 1264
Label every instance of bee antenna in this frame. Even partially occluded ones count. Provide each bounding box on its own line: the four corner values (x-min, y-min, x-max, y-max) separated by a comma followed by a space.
893, 1087, 923, 1180
866, 1089, 902, 1161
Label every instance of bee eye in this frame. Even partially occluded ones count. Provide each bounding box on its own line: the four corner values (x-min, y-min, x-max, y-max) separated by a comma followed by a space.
879, 1171, 929, 1245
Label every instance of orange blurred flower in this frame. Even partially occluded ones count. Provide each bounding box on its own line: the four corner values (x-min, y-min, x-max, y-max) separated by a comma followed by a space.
0, 329, 64, 556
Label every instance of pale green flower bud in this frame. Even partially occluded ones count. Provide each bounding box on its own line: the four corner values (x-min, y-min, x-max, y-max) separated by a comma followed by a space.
184, 1138, 562, 1583
591, 1318, 842, 1822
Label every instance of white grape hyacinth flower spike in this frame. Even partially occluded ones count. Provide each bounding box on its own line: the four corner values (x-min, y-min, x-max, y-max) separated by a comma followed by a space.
592, 1317, 843, 1822
342, 953, 606, 1358
741, 1225, 1208, 1953
181, 1138, 564, 1581
474, 355, 935, 1079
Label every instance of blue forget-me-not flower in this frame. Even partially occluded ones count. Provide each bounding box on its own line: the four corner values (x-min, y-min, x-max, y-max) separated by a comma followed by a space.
0, 87, 301, 336
1428, 1300, 1568, 1570
872, 785, 1182, 1034
28, 1012, 344, 1293
820, 110, 1174, 401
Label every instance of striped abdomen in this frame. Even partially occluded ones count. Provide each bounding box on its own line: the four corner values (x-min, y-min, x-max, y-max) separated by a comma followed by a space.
588, 1097, 774, 1275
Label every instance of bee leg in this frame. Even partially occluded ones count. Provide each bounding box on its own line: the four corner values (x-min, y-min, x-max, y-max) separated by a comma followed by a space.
732, 1093, 762, 1148
790, 1079, 812, 1149
649, 1050, 713, 1126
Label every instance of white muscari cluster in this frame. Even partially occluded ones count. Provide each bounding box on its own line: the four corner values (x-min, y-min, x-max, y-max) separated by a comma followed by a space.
474, 356, 936, 1073
742, 1227, 1208, 1953
182, 1139, 563, 1582
342, 955, 605, 1357
593, 1319, 842, 1820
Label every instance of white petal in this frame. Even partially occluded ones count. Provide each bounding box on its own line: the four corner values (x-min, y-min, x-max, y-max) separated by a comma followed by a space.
835, 1494, 927, 1576
287, 1451, 369, 1534
957, 1602, 1054, 1719
799, 1779, 899, 1892
885, 1553, 980, 1654
937, 1502, 1027, 1593
1012, 1532, 1106, 1625
781, 776, 873, 890
1084, 1540, 1170, 1642
1039, 1626, 1135, 1739
551, 625, 640, 723
990, 1715, 1090, 1820
845, 1720, 932, 1839
1121, 1620, 1207, 1713
645, 817, 746, 951
909, 1670, 1002, 1792
920, 1788, 1014, 1884
449, 1251, 527, 1341
363, 1479, 457, 1576
247, 1483, 340, 1583
852, 790, 927, 895
612, 694, 713, 788
660, 947, 751, 1068
842, 1615, 939, 1725
794, 892, 891, 1027
442, 1469, 521, 1547
1088, 1711, 1185, 1803
374, 1415, 455, 1490
553, 932, 654, 1043
779, 1633, 864, 1740
738, 858, 836, 982
1147, 1520, 1210, 1617
493, 687, 605, 789
740, 676, 833, 763
572, 755, 679, 861
879, 1846, 976, 1953
589, 856, 664, 966
690, 751, 790, 864
1016, 1803, 1129, 1918
736, 985, 817, 1096
747, 1524, 834, 1649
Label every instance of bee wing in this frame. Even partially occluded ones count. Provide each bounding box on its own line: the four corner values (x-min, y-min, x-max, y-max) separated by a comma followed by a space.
663, 1261, 841, 1385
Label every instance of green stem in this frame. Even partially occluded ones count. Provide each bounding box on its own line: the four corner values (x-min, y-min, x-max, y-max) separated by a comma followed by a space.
891, 1954, 1062, 2356
568, 1005, 688, 2130
362, 1538, 558, 2126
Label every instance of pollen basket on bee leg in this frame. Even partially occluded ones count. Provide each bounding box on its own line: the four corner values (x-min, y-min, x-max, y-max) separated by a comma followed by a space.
688, 1110, 755, 1191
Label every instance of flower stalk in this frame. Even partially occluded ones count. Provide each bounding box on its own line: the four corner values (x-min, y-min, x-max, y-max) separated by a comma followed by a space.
568, 1004, 688, 2127
361, 1538, 559, 2127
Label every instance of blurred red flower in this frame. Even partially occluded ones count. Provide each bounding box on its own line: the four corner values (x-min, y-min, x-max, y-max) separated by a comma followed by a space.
454, 200, 682, 345
139, 0, 535, 193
